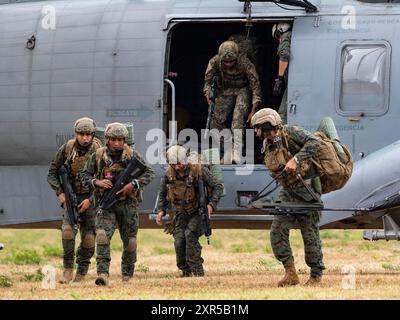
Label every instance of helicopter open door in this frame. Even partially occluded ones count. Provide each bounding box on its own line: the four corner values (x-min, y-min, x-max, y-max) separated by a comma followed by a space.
162, 20, 292, 164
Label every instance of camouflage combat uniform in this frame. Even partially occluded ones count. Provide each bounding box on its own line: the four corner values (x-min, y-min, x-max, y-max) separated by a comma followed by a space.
47, 137, 102, 275
204, 42, 262, 158
80, 144, 155, 278
277, 31, 291, 123
158, 165, 223, 276
264, 125, 325, 278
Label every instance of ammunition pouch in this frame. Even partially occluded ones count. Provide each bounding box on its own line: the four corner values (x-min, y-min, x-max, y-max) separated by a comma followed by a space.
264, 127, 311, 189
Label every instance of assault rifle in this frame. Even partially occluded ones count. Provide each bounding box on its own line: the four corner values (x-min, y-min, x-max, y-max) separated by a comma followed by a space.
203, 76, 217, 139
251, 171, 369, 215
58, 165, 81, 230
259, 201, 324, 215
198, 175, 212, 244
97, 156, 147, 212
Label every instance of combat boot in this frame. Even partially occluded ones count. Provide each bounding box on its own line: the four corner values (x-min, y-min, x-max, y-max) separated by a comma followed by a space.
73, 266, 88, 282
59, 268, 73, 284
73, 273, 86, 283
304, 275, 322, 286
277, 262, 300, 287
192, 267, 205, 277
95, 273, 109, 286
181, 270, 192, 278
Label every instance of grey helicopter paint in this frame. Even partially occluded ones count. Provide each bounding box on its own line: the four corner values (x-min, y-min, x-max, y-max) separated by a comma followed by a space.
0, 0, 400, 241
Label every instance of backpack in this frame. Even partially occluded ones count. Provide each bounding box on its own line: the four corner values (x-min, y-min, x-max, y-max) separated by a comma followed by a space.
281, 118, 353, 194
309, 125, 353, 194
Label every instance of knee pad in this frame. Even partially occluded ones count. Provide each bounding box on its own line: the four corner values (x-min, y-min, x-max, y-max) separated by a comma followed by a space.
96, 229, 109, 245
82, 234, 95, 249
127, 237, 137, 253
62, 225, 74, 240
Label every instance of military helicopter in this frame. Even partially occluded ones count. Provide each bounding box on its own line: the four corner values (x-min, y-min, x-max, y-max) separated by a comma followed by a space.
0, 0, 399, 242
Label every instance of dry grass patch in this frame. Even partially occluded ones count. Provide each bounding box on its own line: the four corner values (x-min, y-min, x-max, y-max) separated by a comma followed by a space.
1, 229, 400, 299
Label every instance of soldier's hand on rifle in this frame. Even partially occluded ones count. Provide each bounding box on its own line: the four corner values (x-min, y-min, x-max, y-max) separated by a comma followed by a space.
116, 182, 134, 197
78, 198, 91, 214
156, 211, 165, 226
58, 193, 66, 208
95, 179, 113, 189
284, 157, 298, 173
207, 204, 214, 218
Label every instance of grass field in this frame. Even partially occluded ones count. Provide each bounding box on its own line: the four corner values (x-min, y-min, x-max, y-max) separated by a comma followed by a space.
0, 228, 400, 300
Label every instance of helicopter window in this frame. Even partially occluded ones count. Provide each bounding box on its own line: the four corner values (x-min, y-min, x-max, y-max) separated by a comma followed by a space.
337, 41, 390, 116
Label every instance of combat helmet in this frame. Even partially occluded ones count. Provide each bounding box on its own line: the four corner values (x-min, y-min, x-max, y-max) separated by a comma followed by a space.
272, 22, 292, 40
104, 122, 129, 139
74, 117, 96, 134
251, 108, 282, 127
218, 41, 239, 62
166, 145, 188, 165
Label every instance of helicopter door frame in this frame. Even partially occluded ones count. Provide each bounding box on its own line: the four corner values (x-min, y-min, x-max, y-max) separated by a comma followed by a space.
161, 17, 294, 165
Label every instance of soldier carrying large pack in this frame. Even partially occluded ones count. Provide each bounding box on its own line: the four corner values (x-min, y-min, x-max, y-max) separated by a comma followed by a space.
47, 117, 103, 284
251, 108, 326, 287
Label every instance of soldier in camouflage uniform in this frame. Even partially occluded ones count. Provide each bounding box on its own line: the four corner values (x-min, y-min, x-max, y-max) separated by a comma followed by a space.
81, 122, 155, 286
204, 41, 262, 164
47, 117, 103, 284
272, 23, 292, 124
251, 108, 325, 286
155, 145, 224, 277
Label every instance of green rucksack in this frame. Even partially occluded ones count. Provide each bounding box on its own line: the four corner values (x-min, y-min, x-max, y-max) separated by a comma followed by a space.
310, 117, 353, 194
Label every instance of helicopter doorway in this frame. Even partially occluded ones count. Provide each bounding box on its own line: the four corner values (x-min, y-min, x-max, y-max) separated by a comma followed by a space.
164, 21, 289, 164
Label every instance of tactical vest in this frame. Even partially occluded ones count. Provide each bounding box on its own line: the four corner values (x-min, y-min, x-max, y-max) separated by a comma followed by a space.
263, 126, 311, 189
65, 137, 102, 194
219, 57, 249, 90
263, 126, 352, 194
165, 164, 201, 214
95, 144, 143, 201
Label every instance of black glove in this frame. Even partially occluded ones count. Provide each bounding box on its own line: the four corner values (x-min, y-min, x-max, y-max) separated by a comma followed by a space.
273, 76, 285, 96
